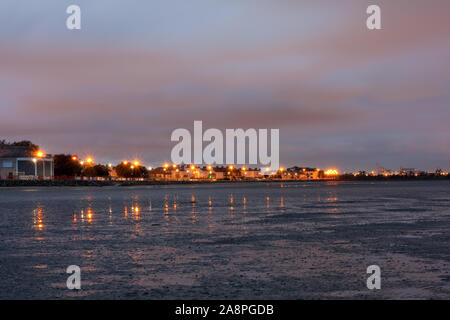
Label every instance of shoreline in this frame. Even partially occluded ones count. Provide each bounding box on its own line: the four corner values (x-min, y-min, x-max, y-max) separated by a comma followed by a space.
0, 176, 449, 187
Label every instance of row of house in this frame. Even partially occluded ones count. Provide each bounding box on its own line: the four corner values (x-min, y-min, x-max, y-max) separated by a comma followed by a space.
142, 165, 326, 181
146, 165, 262, 181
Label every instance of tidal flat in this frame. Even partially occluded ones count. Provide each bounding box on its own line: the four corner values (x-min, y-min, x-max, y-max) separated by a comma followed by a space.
1, 181, 449, 299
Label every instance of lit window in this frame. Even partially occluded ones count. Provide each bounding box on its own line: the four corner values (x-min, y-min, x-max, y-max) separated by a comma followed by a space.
2, 161, 13, 168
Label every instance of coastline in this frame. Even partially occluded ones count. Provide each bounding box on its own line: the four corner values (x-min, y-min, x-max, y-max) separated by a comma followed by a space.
0, 176, 449, 187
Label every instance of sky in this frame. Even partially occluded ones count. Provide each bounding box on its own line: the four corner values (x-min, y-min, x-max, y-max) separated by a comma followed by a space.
0, 0, 449, 172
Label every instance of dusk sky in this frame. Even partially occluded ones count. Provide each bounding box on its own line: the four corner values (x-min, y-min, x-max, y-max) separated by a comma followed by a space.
1, 0, 449, 171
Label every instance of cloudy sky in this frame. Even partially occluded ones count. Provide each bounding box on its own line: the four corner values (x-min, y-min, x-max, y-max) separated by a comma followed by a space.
1, 0, 449, 171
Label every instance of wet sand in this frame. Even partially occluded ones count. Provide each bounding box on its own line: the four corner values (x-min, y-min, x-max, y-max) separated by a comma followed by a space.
0, 181, 449, 299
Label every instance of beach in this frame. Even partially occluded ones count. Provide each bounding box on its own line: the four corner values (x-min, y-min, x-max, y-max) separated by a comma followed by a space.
1, 181, 449, 299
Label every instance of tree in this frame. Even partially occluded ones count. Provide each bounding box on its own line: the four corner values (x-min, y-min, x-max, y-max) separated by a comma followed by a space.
82, 164, 110, 178
53, 154, 83, 177
0, 140, 40, 153
93, 164, 110, 177
114, 163, 148, 178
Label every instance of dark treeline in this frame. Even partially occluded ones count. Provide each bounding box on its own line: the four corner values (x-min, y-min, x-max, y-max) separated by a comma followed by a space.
53, 154, 148, 178
0, 140, 39, 151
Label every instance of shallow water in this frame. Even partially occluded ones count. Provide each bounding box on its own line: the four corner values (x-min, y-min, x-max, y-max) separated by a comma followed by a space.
1, 181, 449, 299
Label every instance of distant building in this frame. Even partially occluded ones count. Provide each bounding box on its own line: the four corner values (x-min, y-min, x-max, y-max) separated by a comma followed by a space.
286, 167, 322, 180
0, 145, 53, 180
241, 168, 261, 179
400, 167, 416, 176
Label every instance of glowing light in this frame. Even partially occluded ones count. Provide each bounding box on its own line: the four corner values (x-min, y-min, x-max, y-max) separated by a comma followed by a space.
86, 157, 93, 164
72, 156, 78, 161
108, 163, 112, 168
207, 165, 212, 170
36, 151, 44, 158
133, 160, 140, 166
279, 167, 285, 172
228, 165, 234, 170
123, 161, 128, 165
131, 165, 135, 169
325, 169, 339, 176
191, 165, 196, 170
32, 158, 37, 163
172, 164, 177, 168
80, 161, 84, 165
86, 209, 93, 223
241, 167, 247, 171
164, 163, 169, 168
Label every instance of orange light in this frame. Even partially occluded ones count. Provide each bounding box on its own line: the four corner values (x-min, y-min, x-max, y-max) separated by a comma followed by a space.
228, 165, 234, 170
133, 160, 140, 166
130, 165, 135, 169
172, 164, 177, 168
123, 161, 128, 165
279, 167, 285, 172
36, 151, 44, 158
72, 155, 78, 161
191, 165, 196, 170
241, 167, 247, 171
325, 169, 339, 176
164, 163, 169, 168
86, 157, 93, 164
207, 165, 212, 170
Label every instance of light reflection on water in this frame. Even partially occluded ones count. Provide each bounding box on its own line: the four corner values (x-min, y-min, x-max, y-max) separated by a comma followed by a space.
32, 205, 44, 231
30, 187, 335, 233
26, 182, 450, 236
